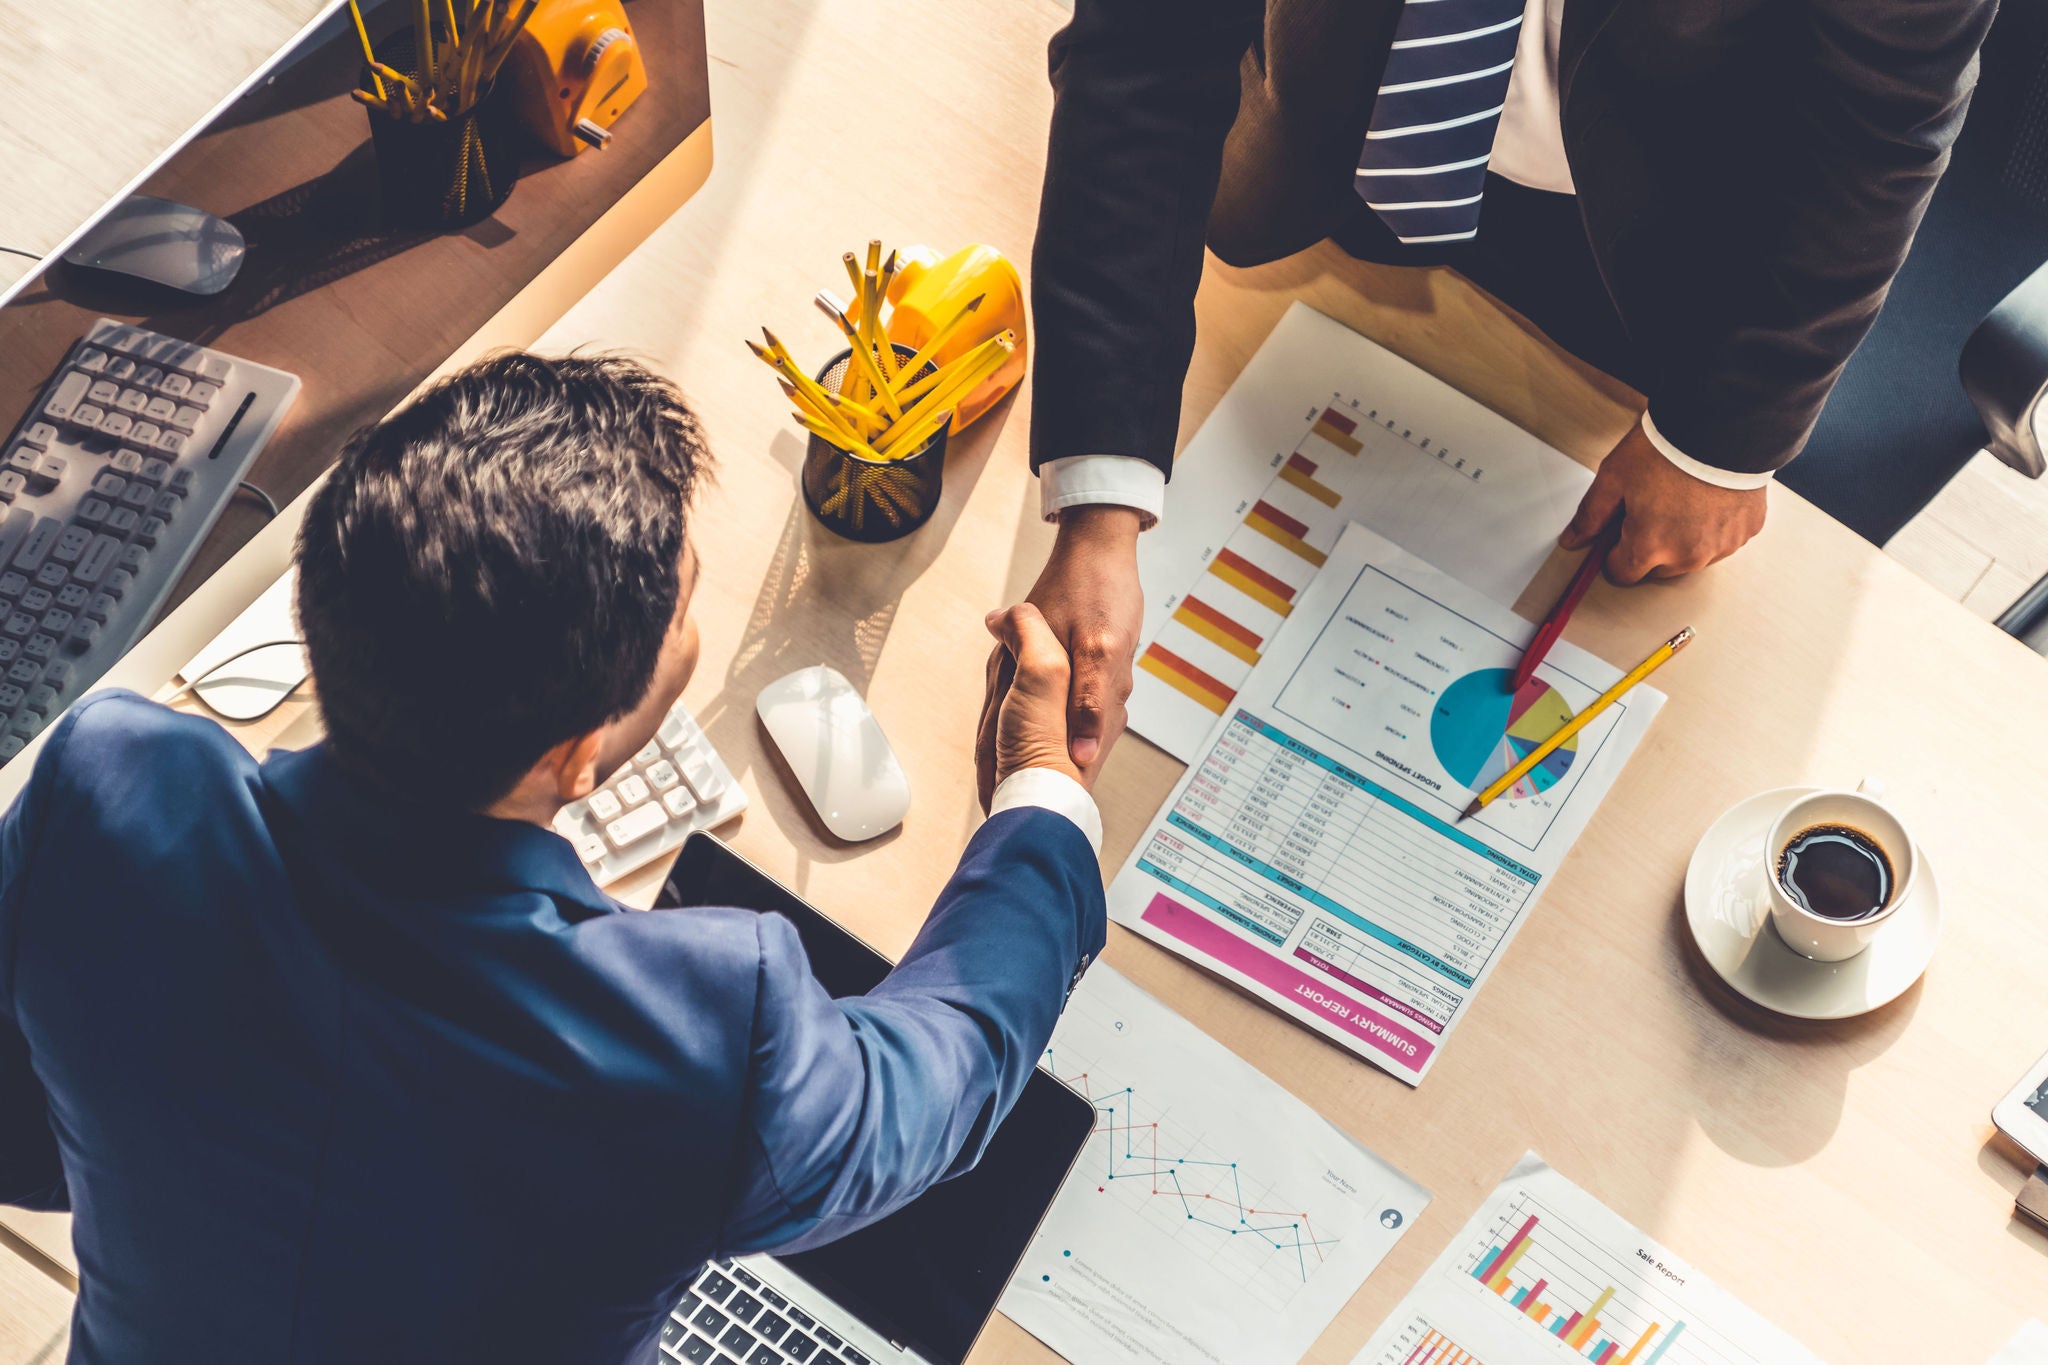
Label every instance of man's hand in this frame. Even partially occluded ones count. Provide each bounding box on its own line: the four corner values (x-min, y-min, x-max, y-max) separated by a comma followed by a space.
1561, 421, 1767, 584
982, 604, 1085, 791
976, 505, 1143, 810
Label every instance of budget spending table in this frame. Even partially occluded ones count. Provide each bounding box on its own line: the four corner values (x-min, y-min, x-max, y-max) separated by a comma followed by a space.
10, 1, 2048, 1361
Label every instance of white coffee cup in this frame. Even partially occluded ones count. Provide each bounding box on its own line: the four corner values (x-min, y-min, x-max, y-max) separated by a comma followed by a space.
1764, 780, 1917, 962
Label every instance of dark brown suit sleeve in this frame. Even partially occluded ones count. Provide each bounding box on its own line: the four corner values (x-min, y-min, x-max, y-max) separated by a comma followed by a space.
1647, 0, 1998, 474
1029, 0, 1265, 478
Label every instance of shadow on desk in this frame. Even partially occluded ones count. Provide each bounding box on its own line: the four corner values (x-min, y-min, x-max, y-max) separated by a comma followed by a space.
689, 403, 1010, 888
30, 140, 524, 346
1670, 891, 1923, 1166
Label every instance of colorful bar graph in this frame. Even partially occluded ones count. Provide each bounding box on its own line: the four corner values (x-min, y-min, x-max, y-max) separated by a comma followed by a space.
1278, 453, 1342, 507
1486, 1239, 1531, 1293
1571, 1289, 1615, 1347
1401, 1328, 1489, 1365
1478, 1215, 1536, 1291
1641, 1322, 1686, 1364
1469, 1212, 1689, 1365
1207, 548, 1296, 615
1244, 499, 1326, 564
1138, 644, 1232, 714
1614, 1322, 1663, 1365
1245, 499, 1328, 566
1173, 596, 1262, 663
1310, 406, 1364, 455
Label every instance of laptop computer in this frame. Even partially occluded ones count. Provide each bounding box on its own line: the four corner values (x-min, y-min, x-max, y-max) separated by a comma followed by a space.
652, 833, 1095, 1365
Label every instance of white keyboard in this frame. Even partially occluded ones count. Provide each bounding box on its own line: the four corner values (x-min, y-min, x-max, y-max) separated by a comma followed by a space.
0, 318, 298, 763
554, 698, 744, 884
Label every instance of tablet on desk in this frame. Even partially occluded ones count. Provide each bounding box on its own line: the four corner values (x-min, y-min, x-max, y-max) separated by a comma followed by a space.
1995, 1048, 2048, 1168
656, 833, 1094, 1365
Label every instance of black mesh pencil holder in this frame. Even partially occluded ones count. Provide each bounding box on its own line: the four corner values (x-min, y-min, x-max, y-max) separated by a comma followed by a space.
801, 345, 948, 543
363, 33, 519, 230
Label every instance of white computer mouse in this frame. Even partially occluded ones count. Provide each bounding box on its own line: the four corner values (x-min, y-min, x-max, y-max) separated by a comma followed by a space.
64, 195, 245, 296
755, 665, 910, 842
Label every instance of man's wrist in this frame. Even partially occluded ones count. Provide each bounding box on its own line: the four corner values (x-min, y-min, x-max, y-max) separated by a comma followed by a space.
1038, 455, 1165, 527
1639, 411, 1776, 491
1054, 502, 1144, 550
988, 766, 1102, 855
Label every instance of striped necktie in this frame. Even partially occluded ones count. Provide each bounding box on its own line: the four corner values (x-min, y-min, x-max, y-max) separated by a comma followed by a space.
1354, 0, 1526, 244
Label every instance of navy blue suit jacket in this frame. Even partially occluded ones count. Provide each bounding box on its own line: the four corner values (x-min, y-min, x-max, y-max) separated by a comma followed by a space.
0, 694, 1105, 1362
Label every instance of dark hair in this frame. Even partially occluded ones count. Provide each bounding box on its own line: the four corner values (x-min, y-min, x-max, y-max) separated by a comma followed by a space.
295, 352, 711, 809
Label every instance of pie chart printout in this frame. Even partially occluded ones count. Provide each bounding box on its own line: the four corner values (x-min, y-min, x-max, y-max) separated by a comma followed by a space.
1431, 669, 1578, 800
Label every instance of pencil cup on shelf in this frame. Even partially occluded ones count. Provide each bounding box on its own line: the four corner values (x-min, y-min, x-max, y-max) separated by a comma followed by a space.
368, 91, 517, 229
353, 7, 532, 231
802, 345, 947, 543
365, 69, 518, 227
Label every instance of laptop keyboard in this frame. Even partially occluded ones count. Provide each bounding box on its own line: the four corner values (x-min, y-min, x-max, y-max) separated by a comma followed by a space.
662, 1261, 875, 1365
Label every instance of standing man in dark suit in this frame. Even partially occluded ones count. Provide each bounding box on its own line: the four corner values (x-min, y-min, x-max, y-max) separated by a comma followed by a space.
977, 0, 1996, 800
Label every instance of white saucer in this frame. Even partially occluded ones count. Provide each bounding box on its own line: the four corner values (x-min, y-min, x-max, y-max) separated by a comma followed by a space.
1683, 786, 1941, 1020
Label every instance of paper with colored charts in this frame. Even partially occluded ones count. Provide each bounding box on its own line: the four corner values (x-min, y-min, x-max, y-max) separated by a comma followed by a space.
1001, 964, 1429, 1365
1107, 522, 1661, 1084
1130, 300, 1594, 763
1351, 1152, 1824, 1365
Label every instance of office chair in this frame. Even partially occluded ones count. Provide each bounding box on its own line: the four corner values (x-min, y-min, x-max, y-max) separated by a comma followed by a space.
1777, 3, 2048, 547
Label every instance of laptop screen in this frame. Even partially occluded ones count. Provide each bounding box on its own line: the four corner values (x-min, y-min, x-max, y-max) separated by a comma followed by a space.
658, 834, 1094, 1365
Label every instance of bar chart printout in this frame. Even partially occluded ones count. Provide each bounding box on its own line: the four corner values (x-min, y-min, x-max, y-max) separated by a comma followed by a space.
1109, 523, 1661, 1083
1130, 302, 1594, 761
1000, 966, 1429, 1365
1351, 1154, 1825, 1365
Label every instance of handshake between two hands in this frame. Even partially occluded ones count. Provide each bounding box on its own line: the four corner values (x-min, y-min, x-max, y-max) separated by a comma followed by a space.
974, 506, 1147, 810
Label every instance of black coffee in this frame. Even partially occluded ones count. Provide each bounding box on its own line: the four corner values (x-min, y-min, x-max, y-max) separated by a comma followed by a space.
1776, 824, 1893, 922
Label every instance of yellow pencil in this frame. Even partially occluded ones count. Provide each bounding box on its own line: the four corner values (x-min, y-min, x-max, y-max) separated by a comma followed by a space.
876, 335, 1012, 453
793, 411, 886, 463
901, 331, 1013, 415
1458, 627, 1695, 821
872, 249, 900, 373
875, 407, 953, 460
867, 271, 900, 385
776, 379, 864, 444
823, 391, 886, 439
750, 335, 858, 434
416, 0, 438, 89
893, 330, 1008, 407
347, 1, 388, 99
893, 294, 986, 392
825, 311, 904, 419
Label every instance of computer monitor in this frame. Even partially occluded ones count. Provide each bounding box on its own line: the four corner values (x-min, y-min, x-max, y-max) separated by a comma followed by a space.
0, 0, 711, 787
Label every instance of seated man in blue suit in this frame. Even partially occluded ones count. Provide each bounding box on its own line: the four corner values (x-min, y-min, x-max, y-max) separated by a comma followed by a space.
0, 354, 1106, 1363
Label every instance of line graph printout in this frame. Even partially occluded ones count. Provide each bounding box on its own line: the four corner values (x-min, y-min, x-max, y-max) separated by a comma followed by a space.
1132, 301, 1595, 761
1001, 965, 1429, 1365
1110, 524, 1661, 1084
1352, 1154, 1824, 1365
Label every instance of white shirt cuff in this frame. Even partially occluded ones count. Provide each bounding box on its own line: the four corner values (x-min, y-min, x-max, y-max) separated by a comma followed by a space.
988, 766, 1103, 856
1639, 411, 1776, 491
1038, 455, 1166, 528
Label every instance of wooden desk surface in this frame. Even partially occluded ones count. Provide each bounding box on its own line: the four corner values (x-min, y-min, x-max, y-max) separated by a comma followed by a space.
13, 0, 2048, 1359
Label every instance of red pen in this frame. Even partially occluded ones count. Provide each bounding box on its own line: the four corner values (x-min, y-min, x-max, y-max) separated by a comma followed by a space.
1509, 515, 1623, 691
